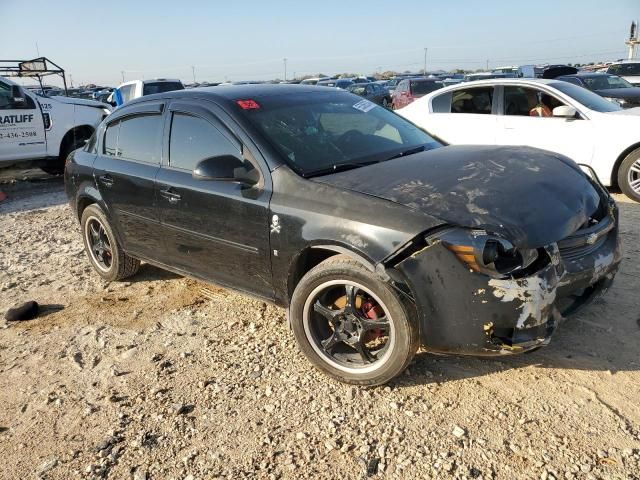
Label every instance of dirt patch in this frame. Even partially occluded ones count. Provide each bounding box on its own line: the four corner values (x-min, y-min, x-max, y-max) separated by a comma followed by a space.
1, 180, 639, 480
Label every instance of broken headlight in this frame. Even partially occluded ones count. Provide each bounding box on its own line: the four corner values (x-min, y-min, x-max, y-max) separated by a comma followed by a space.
436, 228, 539, 278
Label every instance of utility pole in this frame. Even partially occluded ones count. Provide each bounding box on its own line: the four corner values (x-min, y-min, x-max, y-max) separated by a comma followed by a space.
69, 74, 74, 87
626, 21, 639, 60
191, 66, 196, 83
283, 58, 288, 81
423, 48, 428, 75
121, 71, 125, 82
486, 59, 489, 71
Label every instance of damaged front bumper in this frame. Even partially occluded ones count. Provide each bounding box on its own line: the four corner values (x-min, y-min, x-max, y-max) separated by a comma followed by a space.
393, 208, 622, 356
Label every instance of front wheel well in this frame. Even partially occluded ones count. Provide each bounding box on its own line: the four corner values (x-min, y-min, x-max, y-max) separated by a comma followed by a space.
611, 142, 640, 187
287, 247, 376, 302
76, 196, 96, 221
59, 125, 94, 158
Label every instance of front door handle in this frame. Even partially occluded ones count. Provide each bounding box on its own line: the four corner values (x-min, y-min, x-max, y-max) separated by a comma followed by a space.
160, 187, 181, 204
98, 174, 114, 187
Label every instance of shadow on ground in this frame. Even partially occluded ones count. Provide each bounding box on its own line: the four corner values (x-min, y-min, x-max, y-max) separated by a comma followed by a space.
0, 173, 66, 214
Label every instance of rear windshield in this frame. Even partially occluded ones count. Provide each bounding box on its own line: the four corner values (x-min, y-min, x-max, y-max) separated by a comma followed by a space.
142, 82, 184, 96
608, 63, 640, 76
550, 81, 622, 113
410, 80, 443, 95
237, 91, 441, 177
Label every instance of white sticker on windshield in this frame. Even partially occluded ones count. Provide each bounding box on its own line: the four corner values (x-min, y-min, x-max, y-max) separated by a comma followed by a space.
352, 99, 376, 113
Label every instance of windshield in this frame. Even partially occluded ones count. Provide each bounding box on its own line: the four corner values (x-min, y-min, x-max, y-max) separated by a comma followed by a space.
142, 82, 184, 95
550, 81, 623, 113
583, 75, 633, 90
238, 91, 441, 177
608, 63, 640, 76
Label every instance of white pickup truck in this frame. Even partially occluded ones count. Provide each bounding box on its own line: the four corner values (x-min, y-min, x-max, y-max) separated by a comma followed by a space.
0, 76, 111, 174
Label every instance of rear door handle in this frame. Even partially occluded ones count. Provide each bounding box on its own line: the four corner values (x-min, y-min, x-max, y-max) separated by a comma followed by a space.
159, 187, 181, 204
98, 174, 114, 187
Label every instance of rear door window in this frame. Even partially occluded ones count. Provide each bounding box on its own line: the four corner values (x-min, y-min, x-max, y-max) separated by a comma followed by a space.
451, 87, 494, 114
168, 113, 240, 171
117, 115, 163, 162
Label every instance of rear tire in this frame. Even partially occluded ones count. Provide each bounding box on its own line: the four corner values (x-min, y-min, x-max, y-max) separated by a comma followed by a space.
290, 255, 419, 385
81, 204, 140, 281
618, 148, 640, 202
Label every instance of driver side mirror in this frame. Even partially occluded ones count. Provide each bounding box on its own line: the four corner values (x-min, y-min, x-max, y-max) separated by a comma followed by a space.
193, 155, 259, 186
10, 85, 26, 106
552, 105, 577, 118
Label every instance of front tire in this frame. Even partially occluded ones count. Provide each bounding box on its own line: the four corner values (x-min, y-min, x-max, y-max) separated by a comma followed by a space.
618, 148, 640, 202
81, 204, 140, 281
290, 255, 419, 385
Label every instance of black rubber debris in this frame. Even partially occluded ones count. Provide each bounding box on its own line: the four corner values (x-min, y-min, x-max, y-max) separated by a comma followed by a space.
5, 301, 39, 322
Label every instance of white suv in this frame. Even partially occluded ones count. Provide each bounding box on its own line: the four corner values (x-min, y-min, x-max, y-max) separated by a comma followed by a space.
113, 79, 184, 106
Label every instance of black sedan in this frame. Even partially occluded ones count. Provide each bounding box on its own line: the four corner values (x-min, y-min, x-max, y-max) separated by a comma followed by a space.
347, 82, 392, 107
65, 85, 621, 385
556, 73, 640, 108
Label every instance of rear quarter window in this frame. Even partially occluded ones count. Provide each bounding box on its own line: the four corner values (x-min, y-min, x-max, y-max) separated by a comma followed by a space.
104, 122, 119, 156
142, 82, 184, 96
431, 92, 452, 113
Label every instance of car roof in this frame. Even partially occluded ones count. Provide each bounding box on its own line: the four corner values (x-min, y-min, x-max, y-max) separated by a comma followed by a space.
124, 84, 346, 107
562, 72, 614, 78
119, 85, 360, 171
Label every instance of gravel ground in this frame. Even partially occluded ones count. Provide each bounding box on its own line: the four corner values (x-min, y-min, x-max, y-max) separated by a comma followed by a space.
1, 174, 639, 480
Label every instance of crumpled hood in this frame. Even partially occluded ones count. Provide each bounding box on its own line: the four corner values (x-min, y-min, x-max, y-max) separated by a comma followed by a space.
50, 95, 111, 110
313, 145, 602, 249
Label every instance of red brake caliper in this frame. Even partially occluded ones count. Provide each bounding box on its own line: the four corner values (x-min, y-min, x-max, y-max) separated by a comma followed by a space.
361, 300, 384, 339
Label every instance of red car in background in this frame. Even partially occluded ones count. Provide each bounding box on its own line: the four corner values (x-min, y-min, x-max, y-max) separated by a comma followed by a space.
392, 78, 443, 109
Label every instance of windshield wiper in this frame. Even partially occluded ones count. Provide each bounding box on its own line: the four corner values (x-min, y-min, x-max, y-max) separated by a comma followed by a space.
304, 160, 379, 178
385, 145, 426, 161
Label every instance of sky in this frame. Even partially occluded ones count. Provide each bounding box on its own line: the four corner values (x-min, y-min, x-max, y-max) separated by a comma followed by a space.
1, 0, 638, 87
